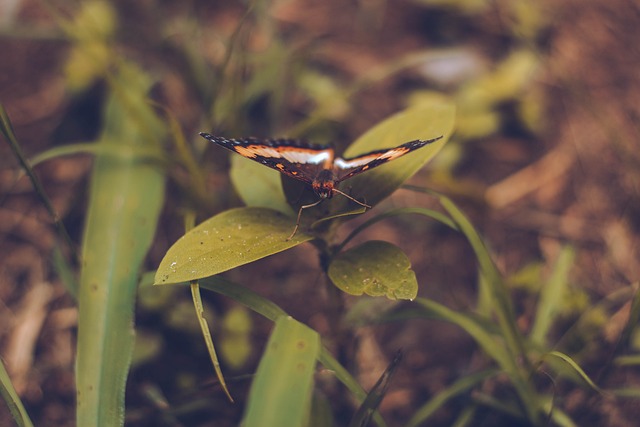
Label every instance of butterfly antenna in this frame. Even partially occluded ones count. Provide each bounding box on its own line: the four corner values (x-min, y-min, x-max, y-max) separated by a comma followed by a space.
286, 199, 324, 241
333, 188, 372, 209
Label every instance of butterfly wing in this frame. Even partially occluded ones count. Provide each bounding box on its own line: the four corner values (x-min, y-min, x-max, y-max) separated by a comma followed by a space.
334, 136, 442, 182
200, 133, 334, 185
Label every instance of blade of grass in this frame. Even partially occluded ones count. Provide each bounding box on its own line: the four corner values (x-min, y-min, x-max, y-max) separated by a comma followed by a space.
0, 104, 75, 258
0, 359, 34, 427
336, 207, 458, 253
618, 282, 640, 352
402, 187, 542, 424
348, 351, 402, 427
530, 246, 575, 346
413, 299, 513, 369
436, 193, 542, 424
406, 369, 498, 427
190, 282, 233, 401
544, 351, 602, 393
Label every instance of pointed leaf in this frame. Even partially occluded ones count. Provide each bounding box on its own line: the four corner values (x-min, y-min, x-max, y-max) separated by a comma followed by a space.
0, 358, 34, 427
243, 316, 320, 427
76, 65, 166, 426
328, 241, 418, 300
336, 102, 454, 210
155, 207, 312, 285
230, 154, 293, 215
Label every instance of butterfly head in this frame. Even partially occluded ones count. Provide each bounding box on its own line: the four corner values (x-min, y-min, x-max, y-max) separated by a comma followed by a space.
312, 169, 337, 199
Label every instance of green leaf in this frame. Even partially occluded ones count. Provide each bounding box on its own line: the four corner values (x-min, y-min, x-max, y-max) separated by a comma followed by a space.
195, 275, 387, 427
230, 154, 292, 215
530, 246, 575, 346
543, 351, 602, 393
413, 298, 513, 369
336, 206, 458, 253
190, 283, 233, 401
155, 207, 313, 285
349, 351, 402, 427
328, 241, 418, 300
336, 102, 454, 209
0, 104, 75, 255
406, 369, 498, 427
243, 316, 320, 427
0, 358, 34, 427
76, 64, 166, 427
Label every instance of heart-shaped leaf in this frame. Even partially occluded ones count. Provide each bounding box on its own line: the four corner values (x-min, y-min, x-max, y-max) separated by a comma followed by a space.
155, 207, 312, 285
328, 241, 419, 300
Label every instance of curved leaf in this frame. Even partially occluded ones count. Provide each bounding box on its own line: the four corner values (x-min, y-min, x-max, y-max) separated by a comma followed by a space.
328, 241, 418, 300
155, 207, 312, 285
76, 65, 166, 427
334, 102, 454, 211
243, 316, 320, 427
230, 154, 292, 215
0, 358, 34, 427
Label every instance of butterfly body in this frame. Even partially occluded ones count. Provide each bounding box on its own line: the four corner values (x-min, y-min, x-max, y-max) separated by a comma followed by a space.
199, 132, 442, 238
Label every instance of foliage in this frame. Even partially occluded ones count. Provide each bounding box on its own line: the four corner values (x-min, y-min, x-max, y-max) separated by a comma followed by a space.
2, 0, 640, 427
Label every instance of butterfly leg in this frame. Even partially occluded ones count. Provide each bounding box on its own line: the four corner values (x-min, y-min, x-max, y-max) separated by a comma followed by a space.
286, 199, 324, 241
332, 188, 372, 209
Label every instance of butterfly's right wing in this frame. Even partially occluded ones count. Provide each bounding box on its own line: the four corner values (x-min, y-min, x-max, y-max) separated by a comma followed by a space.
334, 136, 442, 182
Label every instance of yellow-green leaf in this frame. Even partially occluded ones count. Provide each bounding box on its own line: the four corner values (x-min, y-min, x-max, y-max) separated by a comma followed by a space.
155, 207, 312, 285
243, 316, 320, 427
328, 241, 418, 300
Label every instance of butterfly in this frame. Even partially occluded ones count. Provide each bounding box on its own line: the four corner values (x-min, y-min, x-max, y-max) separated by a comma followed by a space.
200, 132, 443, 239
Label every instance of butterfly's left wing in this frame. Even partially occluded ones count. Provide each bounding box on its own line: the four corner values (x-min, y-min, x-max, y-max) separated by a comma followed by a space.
200, 133, 334, 185
334, 136, 442, 182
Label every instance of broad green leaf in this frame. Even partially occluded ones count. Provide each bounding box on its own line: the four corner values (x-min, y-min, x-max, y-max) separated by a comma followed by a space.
328, 241, 418, 300
230, 154, 292, 215
243, 316, 320, 427
155, 207, 312, 285
336, 102, 454, 210
76, 64, 166, 426
0, 358, 34, 427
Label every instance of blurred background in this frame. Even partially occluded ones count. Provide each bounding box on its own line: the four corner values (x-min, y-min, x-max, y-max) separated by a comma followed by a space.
1, 0, 639, 426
